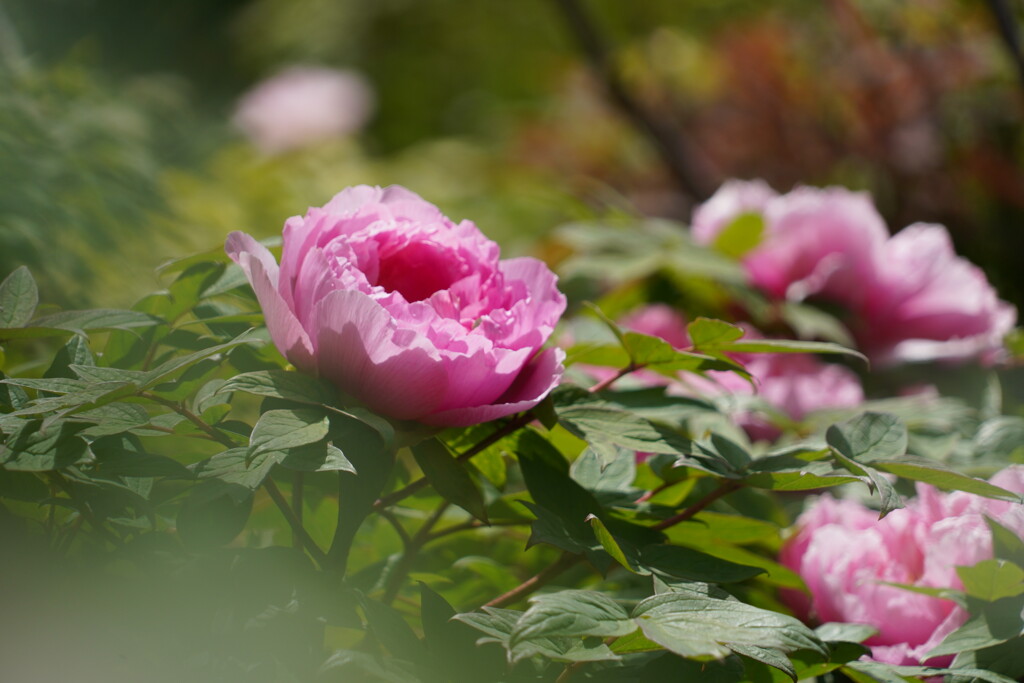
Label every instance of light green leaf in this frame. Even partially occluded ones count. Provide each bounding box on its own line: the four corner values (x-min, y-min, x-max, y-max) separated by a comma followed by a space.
0, 267, 38, 329
688, 317, 745, 348
716, 339, 867, 363
958, 560, 1024, 602
713, 212, 765, 258
587, 515, 646, 575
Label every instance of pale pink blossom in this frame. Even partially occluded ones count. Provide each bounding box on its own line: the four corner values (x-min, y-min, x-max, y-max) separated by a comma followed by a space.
779, 466, 1024, 666
233, 66, 374, 154
226, 185, 566, 426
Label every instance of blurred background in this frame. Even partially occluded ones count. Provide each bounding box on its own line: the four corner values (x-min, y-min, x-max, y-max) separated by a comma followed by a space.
2, 0, 1023, 309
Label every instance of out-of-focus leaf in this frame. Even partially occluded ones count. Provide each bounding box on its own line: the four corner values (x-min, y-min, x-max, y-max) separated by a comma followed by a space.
0, 267, 38, 329
713, 213, 765, 258
958, 561, 1024, 602
412, 438, 487, 522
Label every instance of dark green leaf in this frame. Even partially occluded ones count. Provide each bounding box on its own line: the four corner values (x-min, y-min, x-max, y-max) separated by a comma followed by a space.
987, 517, 1024, 567
827, 413, 908, 463
176, 483, 252, 550
412, 438, 487, 522
248, 408, 330, 461
640, 544, 766, 584
360, 596, 426, 664
44, 335, 94, 379
2, 419, 89, 471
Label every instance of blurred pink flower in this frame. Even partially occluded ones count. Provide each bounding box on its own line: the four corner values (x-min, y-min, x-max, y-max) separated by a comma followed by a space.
226, 185, 566, 426
779, 466, 1024, 667
692, 181, 1016, 365
858, 223, 1017, 364
233, 66, 375, 153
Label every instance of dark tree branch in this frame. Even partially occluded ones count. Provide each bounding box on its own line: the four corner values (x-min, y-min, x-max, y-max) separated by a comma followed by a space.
549, 0, 715, 200
985, 0, 1024, 93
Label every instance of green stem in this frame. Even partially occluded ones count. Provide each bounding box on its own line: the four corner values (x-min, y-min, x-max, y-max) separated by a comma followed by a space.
263, 477, 327, 568
291, 471, 304, 550
381, 501, 450, 605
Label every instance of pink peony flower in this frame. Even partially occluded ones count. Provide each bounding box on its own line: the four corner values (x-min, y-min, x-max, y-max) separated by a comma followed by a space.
858, 223, 1017, 364
233, 66, 375, 154
692, 181, 1017, 365
779, 466, 1024, 667
692, 182, 889, 310
226, 185, 567, 426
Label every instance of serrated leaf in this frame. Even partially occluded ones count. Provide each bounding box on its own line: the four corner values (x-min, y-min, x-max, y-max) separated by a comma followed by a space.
827, 412, 908, 463
632, 591, 826, 660
958, 560, 1024, 601
412, 438, 487, 522
512, 591, 635, 649
0, 267, 38, 328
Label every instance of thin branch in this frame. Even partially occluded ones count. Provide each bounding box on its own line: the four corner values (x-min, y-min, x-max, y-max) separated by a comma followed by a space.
484, 552, 584, 608
549, 0, 715, 200
291, 471, 304, 551
47, 472, 122, 548
589, 363, 639, 394
652, 479, 743, 531
263, 477, 328, 568
378, 507, 413, 547
141, 393, 238, 448
381, 502, 451, 604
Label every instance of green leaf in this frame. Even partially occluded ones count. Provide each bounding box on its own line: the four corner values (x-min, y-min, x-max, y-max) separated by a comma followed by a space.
621, 331, 740, 373
217, 369, 337, 406
455, 605, 618, 664
511, 590, 636, 646
360, 596, 427, 664
44, 335, 94, 379
280, 443, 355, 474
827, 412, 908, 516
688, 317, 745, 348
412, 438, 488, 522
987, 517, 1024, 567
640, 544, 766, 584
2, 419, 89, 471
0, 267, 38, 328
193, 448, 276, 498
248, 408, 330, 462
815, 622, 878, 643
176, 483, 252, 550
848, 660, 1017, 683
713, 212, 765, 258
827, 412, 908, 462
76, 403, 152, 437
730, 643, 797, 682
1, 309, 162, 339
952, 637, 1024, 681
588, 514, 646, 574
89, 434, 190, 478
632, 590, 826, 660
873, 457, 1022, 503
958, 560, 1024, 602
928, 595, 1024, 657
418, 584, 504, 681
716, 339, 868, 363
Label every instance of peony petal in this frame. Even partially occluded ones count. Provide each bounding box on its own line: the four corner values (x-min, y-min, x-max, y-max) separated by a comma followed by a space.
423, 347, 564, 427
313, 289, 449, 420
226, 231, 315, 371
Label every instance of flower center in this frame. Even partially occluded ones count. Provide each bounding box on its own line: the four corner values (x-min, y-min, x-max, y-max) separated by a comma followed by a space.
375, 240, 466, 302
